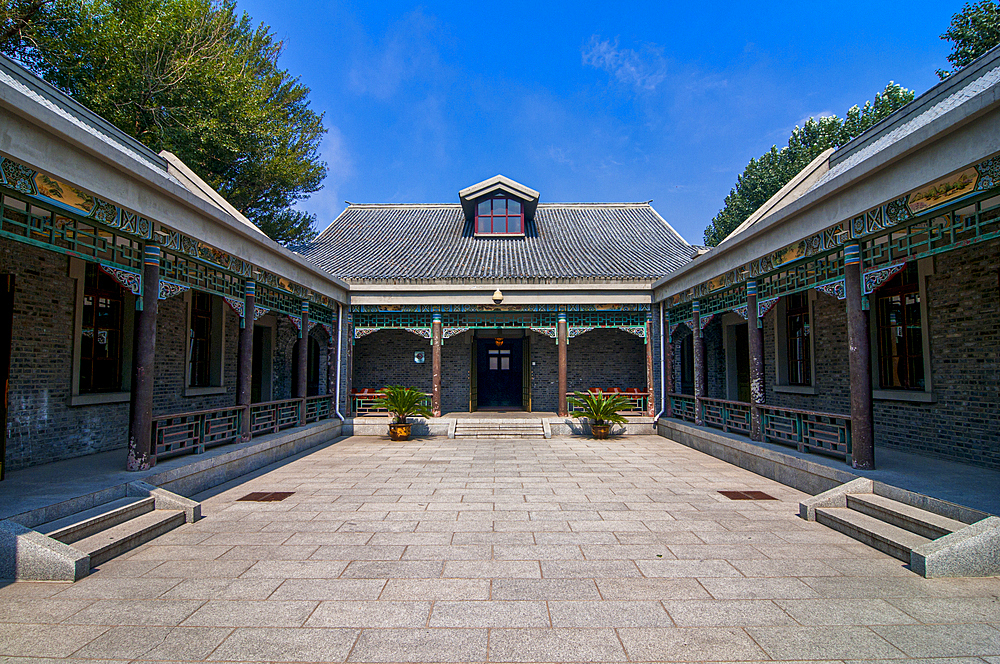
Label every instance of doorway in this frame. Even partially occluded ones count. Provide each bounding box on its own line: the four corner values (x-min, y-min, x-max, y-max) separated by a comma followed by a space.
734, 324, 750, 402
475, 337, 523, 410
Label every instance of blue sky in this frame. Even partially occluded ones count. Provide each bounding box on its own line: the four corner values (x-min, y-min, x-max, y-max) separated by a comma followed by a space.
236, 0, 957, 244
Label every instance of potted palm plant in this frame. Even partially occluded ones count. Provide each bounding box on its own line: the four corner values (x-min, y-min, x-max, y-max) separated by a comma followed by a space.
374, 385, 432, 441
567, 391, 631, 439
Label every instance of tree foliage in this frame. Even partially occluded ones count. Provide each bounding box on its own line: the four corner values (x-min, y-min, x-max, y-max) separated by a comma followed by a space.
703, 83, 914, 247
1, 0, 326, 246
938, 0, 1000, 79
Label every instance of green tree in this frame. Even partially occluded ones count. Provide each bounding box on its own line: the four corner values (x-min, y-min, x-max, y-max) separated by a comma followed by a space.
1, 0, 326, 246
937, 0, 1000, 79
703, 83, 914, 247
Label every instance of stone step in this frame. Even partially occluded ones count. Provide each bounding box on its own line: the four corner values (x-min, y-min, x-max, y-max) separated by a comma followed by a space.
847, 494, 966, 540
39, 497, 155, 545
816, 507, 931, 562
73, 509, 186, 567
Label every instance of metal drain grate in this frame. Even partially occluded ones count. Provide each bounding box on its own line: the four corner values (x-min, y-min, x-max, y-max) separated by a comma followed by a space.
237, 491, 295, 502
718, 490, 777, 501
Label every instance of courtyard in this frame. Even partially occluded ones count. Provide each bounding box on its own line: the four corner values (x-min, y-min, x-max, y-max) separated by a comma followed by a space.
1, 434, 998, 663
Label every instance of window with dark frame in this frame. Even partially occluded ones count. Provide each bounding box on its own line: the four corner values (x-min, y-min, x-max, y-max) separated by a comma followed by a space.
679, 334, 694, 395
80, 263, 124, 393
189, 291, 213, 387
875, 262, 924, 391
785, 292, 811, 386
476, 196, 523, 235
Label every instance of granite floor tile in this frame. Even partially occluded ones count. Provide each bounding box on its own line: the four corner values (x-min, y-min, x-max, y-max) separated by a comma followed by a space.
698, 577, 821, 600
776, 598, 921, 625
342, 560, 444, 578
662, 599, 797, 627
870, 623, 1000, 658
305, 600, 432, 628
0, 599, 93, 623
208, 627, 359, 662
595, 577, 713, 600
61, 599, 203, 626
380, 578, 491, 600
428, 600, 549, 627
487, 628, 627, 662
548, 600, 674, 627
618, 626, 768, 661
181, 600, 318, 627
239, 560, 350, 579
539, 560, 641, 578
269, 579, 387, 601
346, 628, 487, 662
886, 596, 1000, 623
636, 559, 742, 578
443, 560, 541, 578
51, 578, 181, 600
490, 578, 602, 601
0, 625, 108, 658
748, 626, 907, 660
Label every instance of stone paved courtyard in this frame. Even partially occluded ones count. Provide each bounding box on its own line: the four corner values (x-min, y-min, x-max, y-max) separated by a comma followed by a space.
1, 434, 999, 663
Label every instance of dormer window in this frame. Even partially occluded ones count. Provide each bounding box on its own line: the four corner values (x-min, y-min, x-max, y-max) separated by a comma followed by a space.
476, 196, 523, 235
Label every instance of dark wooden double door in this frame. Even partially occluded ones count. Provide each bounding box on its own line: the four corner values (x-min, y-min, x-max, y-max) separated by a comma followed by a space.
473, 337, 527, 410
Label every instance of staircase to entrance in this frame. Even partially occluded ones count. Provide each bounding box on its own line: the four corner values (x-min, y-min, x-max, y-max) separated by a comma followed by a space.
453, 417, 547, 439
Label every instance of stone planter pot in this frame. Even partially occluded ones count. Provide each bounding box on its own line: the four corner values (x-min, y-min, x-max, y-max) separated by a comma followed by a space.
388, 422, 412, 441
591, 424, 611, 439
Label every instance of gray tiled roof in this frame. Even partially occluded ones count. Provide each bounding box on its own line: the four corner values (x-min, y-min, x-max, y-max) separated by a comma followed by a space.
303, 203, 695, 281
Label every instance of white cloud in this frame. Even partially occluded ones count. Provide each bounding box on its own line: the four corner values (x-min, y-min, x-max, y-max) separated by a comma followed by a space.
581, 36, 667, 92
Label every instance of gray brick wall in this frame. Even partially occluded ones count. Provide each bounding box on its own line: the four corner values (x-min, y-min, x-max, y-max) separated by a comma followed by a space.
529, 331, 559, 412
353, 329, 433, 394
0, 243, 128, 470
567, 328, 646, 394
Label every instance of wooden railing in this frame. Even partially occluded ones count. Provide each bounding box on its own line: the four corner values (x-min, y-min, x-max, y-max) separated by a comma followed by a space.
305, 395, 333, 423
152, 406, 244, 459
760, 404, 852, 459
699, 397, 752, 436
250, 398, 302, 435
662, 395, 852, 461
667, 393, 696, 423
566, 389, 648, 414
152, 394, 340, 462
352, 390, 432, 416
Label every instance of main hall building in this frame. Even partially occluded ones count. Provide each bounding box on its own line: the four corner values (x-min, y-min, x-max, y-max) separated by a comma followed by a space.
0, 44, 998, 481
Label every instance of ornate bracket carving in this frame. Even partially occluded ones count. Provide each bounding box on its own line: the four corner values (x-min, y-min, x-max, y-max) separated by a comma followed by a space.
529, 327, 557, 339
732, 304, 748, 320
757, 297, 779, 318
568, 326, 594, 339
699, 314, 715, 331
223, 296, 245, 318
158, 280, 189, 300
863, 262, 906, 295
815, 279, 846, 300
98, 265, 142, 296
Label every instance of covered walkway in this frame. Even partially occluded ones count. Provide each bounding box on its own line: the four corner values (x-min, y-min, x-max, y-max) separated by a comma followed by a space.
2, 434, 998, 662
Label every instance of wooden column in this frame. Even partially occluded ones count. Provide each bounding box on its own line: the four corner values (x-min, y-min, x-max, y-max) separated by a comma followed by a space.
664, 309, 673, 419
237, 280, 255, 441
127, 242, 160, 470
328, 306, 339, 407
557, 313, 568, 417
297, 301, 309, 425
693, 300, 705, 426
431, 313, 442, 417
747, 280, 765, 441
844, 243, 875, 469
645, 312, 655, 417
345, 312, 354, 416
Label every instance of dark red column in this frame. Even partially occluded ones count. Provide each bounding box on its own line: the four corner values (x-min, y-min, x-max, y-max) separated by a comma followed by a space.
431, 314, 442, 417
645, 313, 655, 417
844, 243, 875, 469
664, 308, 673, 419
127, 242, 160, 470
297, 301, 309, 425
692, 300, 706, 426
747, 280, 765, 441
237, 280, 254, 441
557, 313, 568, 417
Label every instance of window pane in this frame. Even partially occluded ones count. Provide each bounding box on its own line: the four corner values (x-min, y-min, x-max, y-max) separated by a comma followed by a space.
500, 357, 510, 370
478, 200, 490, 216
508, 199, 521, 214
489, 357, 498, 370
507, 215, 522, 234
492, 198, 506, 215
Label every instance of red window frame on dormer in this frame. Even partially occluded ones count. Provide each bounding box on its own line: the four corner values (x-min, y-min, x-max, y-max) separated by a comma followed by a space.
475, 196, 523, 235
